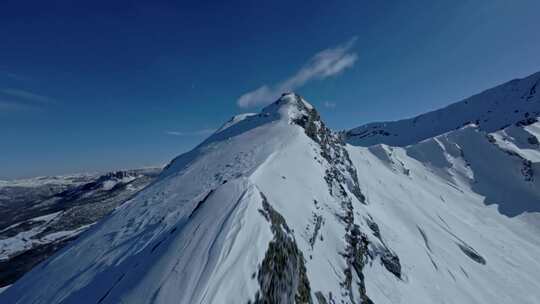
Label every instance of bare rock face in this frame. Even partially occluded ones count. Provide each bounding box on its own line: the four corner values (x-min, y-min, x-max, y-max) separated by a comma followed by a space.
253, 192, 312, 304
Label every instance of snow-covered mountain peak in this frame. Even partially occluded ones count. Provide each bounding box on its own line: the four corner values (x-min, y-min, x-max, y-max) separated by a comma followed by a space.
162, 93, 321, 179
272, 92, 314, 109
209, 93, 316, 140
262, 92, 316, 120
2, 83, 540, 303
162, 93, 326, 179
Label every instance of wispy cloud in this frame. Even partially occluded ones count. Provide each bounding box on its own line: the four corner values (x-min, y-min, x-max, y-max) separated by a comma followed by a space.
323, 101, 337, 109
0, 100, 40, 112
0, 88, 55, 112
237, 37, 358, 108
165, 128, 216, 136
0, 88, 55, 104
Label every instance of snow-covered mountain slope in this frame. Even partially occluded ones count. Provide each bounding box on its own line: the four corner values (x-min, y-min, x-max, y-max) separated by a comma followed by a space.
1, 92, 540, 304
0, 168, 160, 289
346, 71, 540, 147
346, 122, 540, 303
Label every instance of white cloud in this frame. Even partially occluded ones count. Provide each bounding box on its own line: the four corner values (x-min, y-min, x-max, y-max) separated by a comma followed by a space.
323, 101, 337, 109
237, 37, 358, 108
0, 88, 56, 112
165, 128, 216, 136
0, 88, 54, 104
0, 100, 39, 112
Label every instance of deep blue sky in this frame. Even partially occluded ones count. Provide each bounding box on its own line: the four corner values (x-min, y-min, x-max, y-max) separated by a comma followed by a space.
2, 0, 540, 179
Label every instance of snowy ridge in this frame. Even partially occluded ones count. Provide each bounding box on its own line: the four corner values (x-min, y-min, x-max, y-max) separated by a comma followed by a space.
347, 71, 540, 147
1, 89, 540, 303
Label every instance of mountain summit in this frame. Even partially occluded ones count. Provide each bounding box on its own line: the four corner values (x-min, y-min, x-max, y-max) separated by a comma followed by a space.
2, 83, 540, 303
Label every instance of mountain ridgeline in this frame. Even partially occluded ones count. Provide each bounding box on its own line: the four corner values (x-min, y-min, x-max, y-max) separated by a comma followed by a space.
346, 71, 540, 146
1, 71, 540, 303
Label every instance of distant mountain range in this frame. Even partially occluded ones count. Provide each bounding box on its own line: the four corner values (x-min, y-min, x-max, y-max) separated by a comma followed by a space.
0, 168, 161, 289
1, 71, 539, 303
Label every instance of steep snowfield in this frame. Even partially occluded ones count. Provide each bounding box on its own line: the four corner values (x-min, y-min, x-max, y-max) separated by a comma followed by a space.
1, 90, 540, 303
347, 71, 540, 146
347, 124, 540, 303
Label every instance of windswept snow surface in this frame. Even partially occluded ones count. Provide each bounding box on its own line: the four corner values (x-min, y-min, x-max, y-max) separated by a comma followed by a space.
2, 91, 540, 303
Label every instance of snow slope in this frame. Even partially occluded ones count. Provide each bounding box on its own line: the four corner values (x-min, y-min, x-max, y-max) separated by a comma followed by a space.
347, 124, 540, 303
347, 71, 540, 147
1, 91, 540, 304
